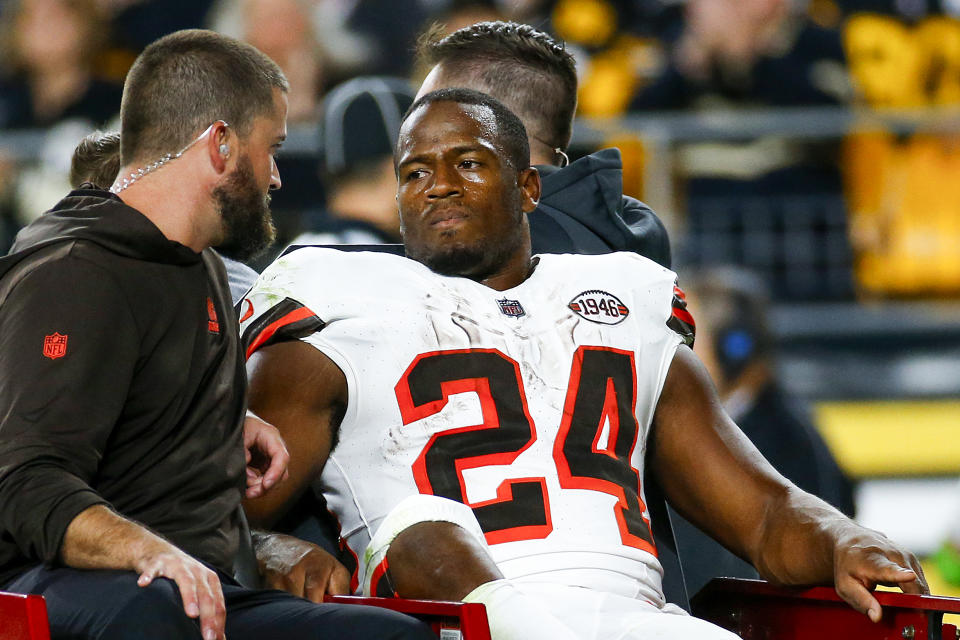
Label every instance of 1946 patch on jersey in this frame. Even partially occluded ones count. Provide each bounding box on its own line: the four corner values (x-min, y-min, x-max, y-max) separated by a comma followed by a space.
568, 290, 629, 325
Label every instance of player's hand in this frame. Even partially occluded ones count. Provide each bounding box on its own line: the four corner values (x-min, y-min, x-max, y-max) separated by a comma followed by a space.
255, 531, 351, 602
135, 540, 226, 640
833, 525, 929, 622
243, 411, 290, 498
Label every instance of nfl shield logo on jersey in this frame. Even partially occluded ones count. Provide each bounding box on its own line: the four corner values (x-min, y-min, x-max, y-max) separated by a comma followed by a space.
497, 298, 525, 318
43, 332, 68, 360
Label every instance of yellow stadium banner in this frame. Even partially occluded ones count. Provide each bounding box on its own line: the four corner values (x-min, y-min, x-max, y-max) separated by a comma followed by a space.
815, 399, 960, 476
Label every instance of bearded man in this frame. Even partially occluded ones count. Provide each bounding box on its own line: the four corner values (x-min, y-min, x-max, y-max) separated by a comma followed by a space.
0, 28, 432, 640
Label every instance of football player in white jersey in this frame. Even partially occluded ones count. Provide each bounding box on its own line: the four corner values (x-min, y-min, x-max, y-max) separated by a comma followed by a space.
241, 89, 927, 639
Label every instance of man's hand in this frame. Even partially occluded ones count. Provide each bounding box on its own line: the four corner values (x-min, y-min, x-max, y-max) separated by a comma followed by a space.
136, 541, 226, 640
833, 526, 930, 622
253, 531, 351, 602
244, 411, 290, 498
61, 506, 226, 640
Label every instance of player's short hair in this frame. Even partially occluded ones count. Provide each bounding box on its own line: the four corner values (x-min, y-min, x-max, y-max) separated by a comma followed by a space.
415, 21, 577, 152
401, 88, 530, 173
69, 131, 121, 189
119, 29, 288, 166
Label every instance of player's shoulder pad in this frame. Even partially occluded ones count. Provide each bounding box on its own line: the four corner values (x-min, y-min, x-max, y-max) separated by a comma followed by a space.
238, 248, 414, 360
570, 249, 677, 284
238, 247, 341, 360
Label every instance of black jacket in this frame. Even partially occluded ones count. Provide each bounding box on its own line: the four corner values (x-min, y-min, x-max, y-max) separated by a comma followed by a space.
532, 148, 671, 268
738, 384, 855, 516
0, 188, 247, 586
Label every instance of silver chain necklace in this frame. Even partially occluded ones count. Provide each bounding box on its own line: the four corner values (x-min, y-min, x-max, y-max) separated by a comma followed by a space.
110, 121, 228, 194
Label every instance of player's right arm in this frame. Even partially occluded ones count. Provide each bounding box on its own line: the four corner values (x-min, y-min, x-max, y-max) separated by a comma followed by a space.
243, 339, 353, 601
243, 340, 347, 529
237, 250, 353, 599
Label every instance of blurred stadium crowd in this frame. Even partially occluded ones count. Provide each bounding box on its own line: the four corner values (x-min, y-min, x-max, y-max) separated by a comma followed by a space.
1, 0, 960, 596
4, 0, 960, 296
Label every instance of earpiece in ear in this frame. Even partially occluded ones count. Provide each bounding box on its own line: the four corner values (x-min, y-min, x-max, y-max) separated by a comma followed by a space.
219, 143, 230, 156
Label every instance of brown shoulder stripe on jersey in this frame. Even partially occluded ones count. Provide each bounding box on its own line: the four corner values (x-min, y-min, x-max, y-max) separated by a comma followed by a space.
242, 297, 325, 360
667, 284, 695, 347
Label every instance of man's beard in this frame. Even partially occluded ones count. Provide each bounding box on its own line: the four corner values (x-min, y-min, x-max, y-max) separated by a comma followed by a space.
212, 155, 276, 261
407, 212, 526, 281
414, 240, 491, 279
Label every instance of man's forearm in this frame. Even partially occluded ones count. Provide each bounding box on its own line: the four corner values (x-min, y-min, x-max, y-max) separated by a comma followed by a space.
754, 484, 928, 621
60, 504, 171, 571
753, 487, 852, 585
62, 505, 230, 639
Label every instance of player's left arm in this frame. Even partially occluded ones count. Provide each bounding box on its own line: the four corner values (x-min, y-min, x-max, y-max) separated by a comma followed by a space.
650, 346, 928, 621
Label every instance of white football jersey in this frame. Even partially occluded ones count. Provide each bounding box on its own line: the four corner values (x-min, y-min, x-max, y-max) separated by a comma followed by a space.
240, 248, 694, 605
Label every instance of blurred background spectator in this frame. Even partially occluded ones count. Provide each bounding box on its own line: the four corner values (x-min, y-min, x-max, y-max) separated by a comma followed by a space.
0, 0, 123, 251
0, 0, 121, 130
1, 0, 959, 602
290, 76, 413, 248
684, 266, 855, 514
209, 0, 323, 123
632, 0, 855, 302
633, 0, 850, 111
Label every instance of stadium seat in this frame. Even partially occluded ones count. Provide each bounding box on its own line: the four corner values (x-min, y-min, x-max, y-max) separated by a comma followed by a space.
330, 578, 960, 640
325, 595, 490, 640
693, 577, 960, 640
0, 591, 50, 640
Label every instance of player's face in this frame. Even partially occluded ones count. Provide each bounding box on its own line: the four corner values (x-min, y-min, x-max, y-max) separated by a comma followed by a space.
214, 89, 287, 260
395, 101, 537, 280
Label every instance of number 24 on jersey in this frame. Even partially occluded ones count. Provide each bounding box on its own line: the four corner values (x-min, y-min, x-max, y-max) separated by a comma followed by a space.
395, 346, 656, 556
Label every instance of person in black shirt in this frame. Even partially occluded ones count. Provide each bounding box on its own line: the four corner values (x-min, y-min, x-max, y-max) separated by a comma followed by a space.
0, 28, 431, 640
